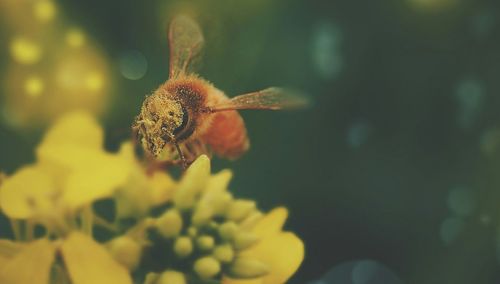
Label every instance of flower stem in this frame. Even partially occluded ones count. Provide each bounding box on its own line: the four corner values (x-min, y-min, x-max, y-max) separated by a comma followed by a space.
81, 206, 94, 236
9, 219, 21, 241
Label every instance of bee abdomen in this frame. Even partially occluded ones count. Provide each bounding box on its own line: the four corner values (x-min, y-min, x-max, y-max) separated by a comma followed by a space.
202, 110, 249, 159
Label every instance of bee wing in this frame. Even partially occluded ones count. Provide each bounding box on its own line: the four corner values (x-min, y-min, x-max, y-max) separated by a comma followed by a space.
208, 87, 310, 112
168, 15, 205, 78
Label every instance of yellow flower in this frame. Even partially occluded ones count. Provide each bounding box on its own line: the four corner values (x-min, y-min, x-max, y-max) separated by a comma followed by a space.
223, 208, 304, 284
0, 111, 131, 225
142, 155, 304, 283
0, 114, 304, 284
113, 142, 176, 219
0, 232, 132, 284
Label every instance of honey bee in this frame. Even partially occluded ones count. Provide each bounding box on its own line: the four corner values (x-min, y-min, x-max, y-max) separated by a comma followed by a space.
133, 15, 307, 168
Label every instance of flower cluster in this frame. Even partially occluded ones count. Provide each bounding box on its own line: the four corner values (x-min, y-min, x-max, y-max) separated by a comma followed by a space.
0, 111, 304, 284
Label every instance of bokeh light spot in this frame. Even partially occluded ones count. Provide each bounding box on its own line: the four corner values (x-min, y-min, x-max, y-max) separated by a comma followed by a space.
347, 122, 373, 148
66, 29, 86, 48
118, 50, 148, 80
352, 260, 378, 284
455, 79, 484, 130
311, 260, 402, 284
446, 187, 475, 217
33, 0, 56, 22
24, 76, 44, 98
480, 128, 500, 156
9, 37, 42, 65
479, 214, 490, 226
85, 72, 104, 92
471, 11, 495, 39
439, 217, 464, 245
311, 21, 343, 80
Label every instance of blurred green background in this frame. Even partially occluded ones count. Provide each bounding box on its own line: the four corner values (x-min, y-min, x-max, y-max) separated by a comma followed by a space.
2, 0, 500, 283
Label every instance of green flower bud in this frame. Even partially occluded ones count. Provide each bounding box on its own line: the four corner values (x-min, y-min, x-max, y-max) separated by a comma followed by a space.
174, 237, 193, 258
239, 211, 263, 229
213, 244, 234, 263
205, 169, 232, 193
157, 270, 186, 284
218, 221, 239, 241
107, 236, 142, 270
233, 232, 259, 250
226, 200, 256, 222
194, 256, 221, 279
228, 258, 269, 279
156, 209, 183, 238
143, 272, 159, 284
192, 204, 214, 226
187, 226, 198, 237
212, 192, 233, 215
196, 235, 215, 251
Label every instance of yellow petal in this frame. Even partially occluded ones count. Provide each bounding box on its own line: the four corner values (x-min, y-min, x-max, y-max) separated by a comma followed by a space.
115, 141, 175, 216
0, 166, 55, 219
0, 239, 25, 258
239, 232, 304, 284
0, 239, 56, 284
251, 207, 288, 238
37, 144, 111, 172
62, 155, 130, 209
38, 110, 103, 150
61, 232, 133, 284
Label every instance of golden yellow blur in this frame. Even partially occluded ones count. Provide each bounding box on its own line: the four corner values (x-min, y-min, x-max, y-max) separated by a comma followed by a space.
9, 37, 42, 65
24, 75, 44, 97
33, 0, 57, 22
0, 0, 112, 129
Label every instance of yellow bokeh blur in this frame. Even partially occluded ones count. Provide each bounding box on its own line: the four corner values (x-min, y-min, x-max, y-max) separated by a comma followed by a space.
33, 0, 57, 22
66, 28, 86, 48
24, 75, 44, 98
9, 37, 42, 65
1, 1, 112, 129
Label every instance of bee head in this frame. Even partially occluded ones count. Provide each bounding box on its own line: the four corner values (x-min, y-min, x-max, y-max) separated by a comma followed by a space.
135, 94, 186, 157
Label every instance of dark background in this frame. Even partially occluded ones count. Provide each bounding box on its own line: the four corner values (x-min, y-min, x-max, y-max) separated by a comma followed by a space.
2, 0, 500, 283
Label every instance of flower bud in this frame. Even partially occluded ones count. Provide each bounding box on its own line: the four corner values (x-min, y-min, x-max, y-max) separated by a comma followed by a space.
218, 221, 239, 241
174, 237, 193, 258
157, 270, 186, 284
156, 209, 183, 238
213, 244, 234, 263
107, 236, 142, 270
233, 232, 259, 250
196, 235, 215, 251
194, 256, 221, 279
174, 155, 210, 209
205, 169, 232, 193
143, 272, 159, 284
212, 192, 233, 215
229, 258, 269, 279
239, 211, 263, 229
226, 200, 256, 221
187, 226, 198, 237
192, 204, 213, 226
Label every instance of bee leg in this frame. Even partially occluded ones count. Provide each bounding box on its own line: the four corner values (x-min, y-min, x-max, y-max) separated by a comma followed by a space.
173, 141, 188, 170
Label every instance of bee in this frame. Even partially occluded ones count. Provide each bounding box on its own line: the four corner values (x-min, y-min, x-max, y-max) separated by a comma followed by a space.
133, 15, 307, 168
